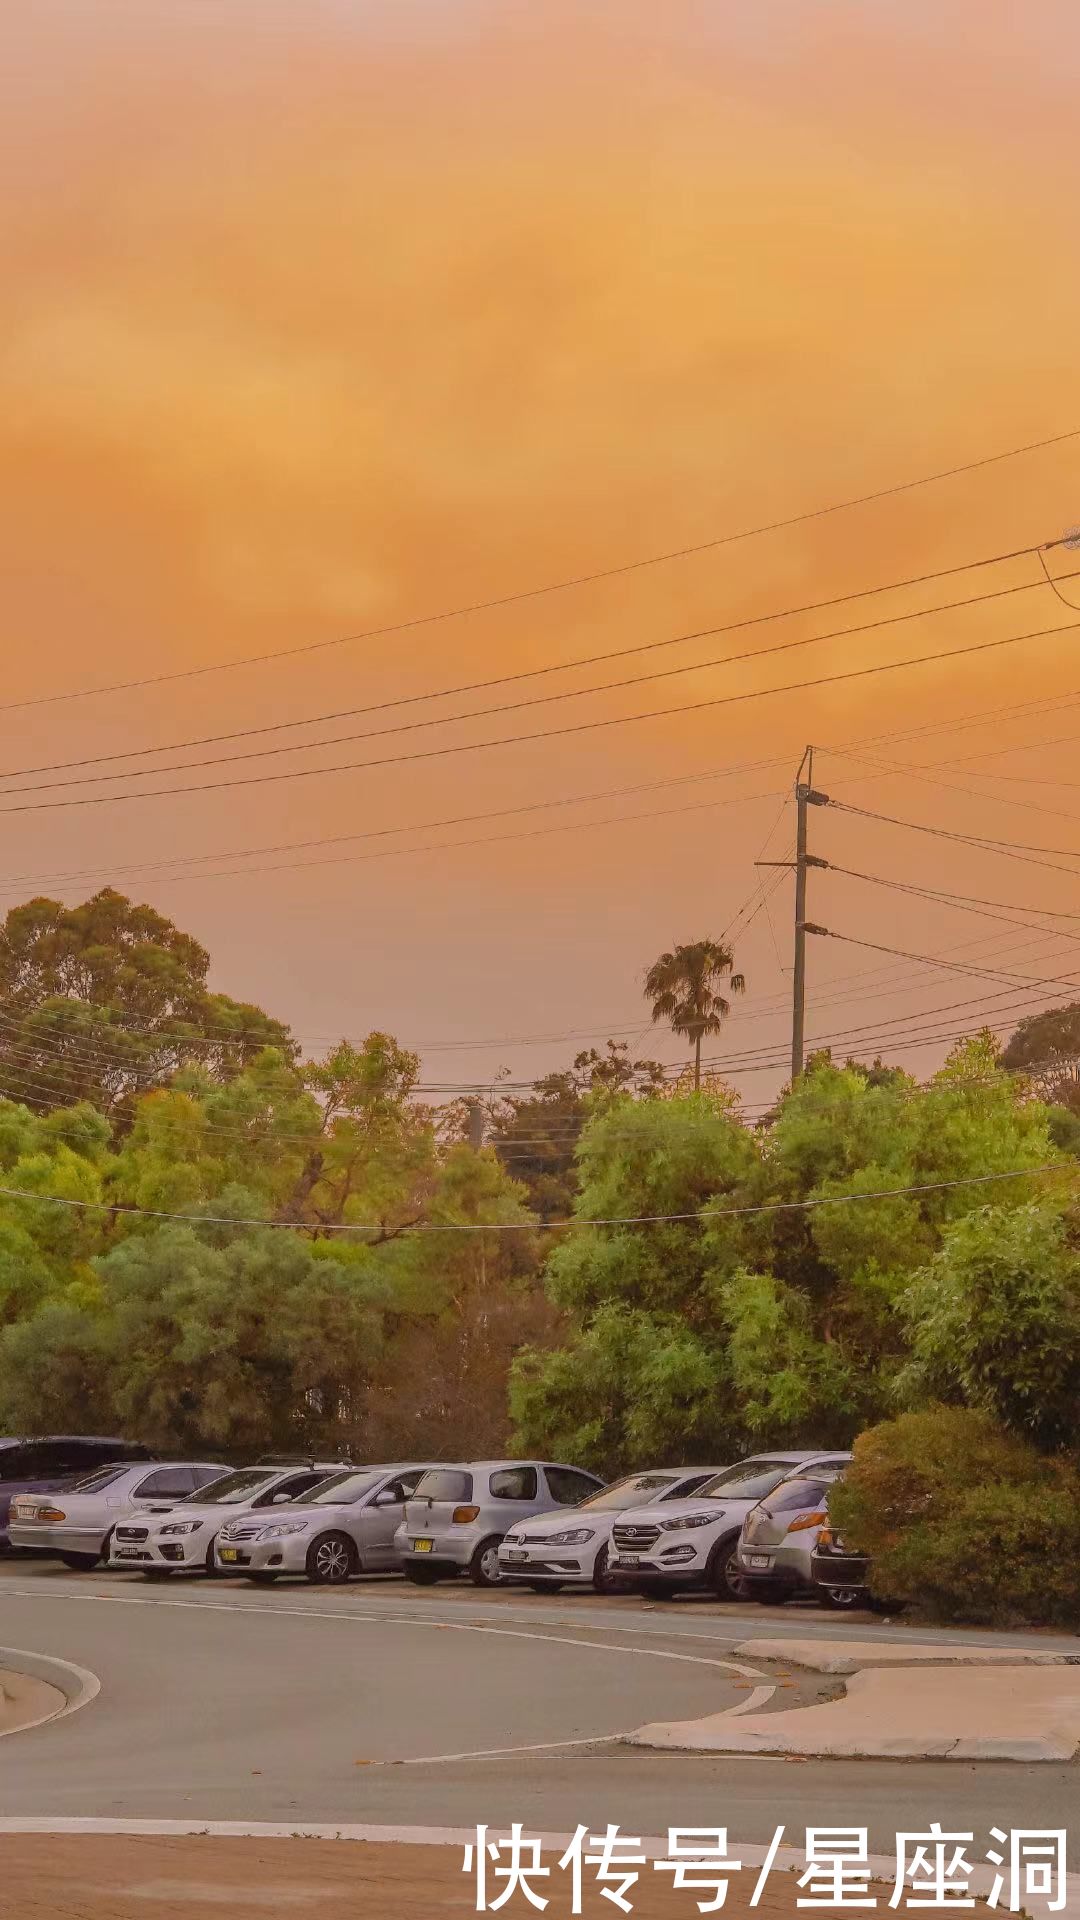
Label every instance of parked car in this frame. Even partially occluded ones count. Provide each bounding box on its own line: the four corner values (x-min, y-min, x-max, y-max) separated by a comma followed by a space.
9, 1460, 223, 1569
397, 1460, 604, 1587
736, 1462, 851, 1605
498, 1467, 729, 1594
111, 1461, 354, 1576
215, 1464, 439, 1585
810, 1522, 896, 1612
609, 1451, 853, 1599
0, 1436, 155, 1553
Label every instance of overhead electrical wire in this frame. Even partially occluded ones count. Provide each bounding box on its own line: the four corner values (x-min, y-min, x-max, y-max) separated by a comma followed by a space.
5, 616, 1080, 817
7, 422, 1078, 718
0, 1160, 1069, 1233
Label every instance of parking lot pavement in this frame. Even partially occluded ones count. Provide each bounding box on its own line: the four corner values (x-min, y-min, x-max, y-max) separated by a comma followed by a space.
1, 1560, 1078, 1872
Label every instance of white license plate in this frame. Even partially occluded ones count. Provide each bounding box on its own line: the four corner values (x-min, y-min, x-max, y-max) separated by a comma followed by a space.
113, 1546, 145, 1559
747, 1554, 771, 1569
617, 1553, 641, 1565
504, 1550, 528, 1564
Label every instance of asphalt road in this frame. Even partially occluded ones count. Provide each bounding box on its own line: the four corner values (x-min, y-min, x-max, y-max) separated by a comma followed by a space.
1, 1561, 1077, 1862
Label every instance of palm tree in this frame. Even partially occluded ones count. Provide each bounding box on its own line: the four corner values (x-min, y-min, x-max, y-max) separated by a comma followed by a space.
643, 940, 746, 1090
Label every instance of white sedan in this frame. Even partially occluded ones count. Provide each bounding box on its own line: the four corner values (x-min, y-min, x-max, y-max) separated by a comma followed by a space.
497, 1467, 728, 1593
9, 1461, 224, 1569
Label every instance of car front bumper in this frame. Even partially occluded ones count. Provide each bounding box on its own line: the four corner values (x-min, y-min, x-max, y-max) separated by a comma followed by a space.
606, 1544, 712, 1588
110, 1529, 213, 1570
497, 1543, 593, 1583
811, 1550, 871, 1591
215, 1534, 312, 1574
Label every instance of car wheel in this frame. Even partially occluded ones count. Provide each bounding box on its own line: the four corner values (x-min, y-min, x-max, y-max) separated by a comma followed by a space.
469, 1537, 504, 1588
592, 1544, 619, 1596
404, 1563, 440, 1585
706, 1534, 744, 1602
820, 1585, 863, 1612
306, 1532, 356, 1586
60, 1553, 101, 1571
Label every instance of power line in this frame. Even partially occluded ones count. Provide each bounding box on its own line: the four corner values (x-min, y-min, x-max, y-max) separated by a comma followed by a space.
8, 423, 1078, 717
6, 617, 1079, 817
816, 929, 1080, 994
1, 546, 1068, 791
7, 565, 1079, 800
823, 865, 1080, 935
0, 1160, 1068, 1233
826, 798, 1080, 868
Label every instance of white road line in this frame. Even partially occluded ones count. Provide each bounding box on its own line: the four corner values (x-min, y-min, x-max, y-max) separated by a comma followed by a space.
0, 1584, 767, 1678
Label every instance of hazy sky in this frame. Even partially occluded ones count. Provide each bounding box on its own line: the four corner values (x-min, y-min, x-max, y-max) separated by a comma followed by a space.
3, 0, 1079, 1111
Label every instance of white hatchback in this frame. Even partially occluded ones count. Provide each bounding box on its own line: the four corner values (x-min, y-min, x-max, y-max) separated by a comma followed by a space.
498, 1467, 729, 1594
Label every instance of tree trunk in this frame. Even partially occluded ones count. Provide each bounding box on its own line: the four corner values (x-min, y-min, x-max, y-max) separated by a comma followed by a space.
694, 1033, 701, 1091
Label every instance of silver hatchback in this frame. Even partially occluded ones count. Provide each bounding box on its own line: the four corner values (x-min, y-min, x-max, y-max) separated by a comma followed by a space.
397, 1460, 604, 1587
737, 1462, 851, 1604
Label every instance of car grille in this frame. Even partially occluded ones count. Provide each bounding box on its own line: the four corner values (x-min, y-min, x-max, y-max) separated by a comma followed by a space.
115, 1525, 149, 1542
613, 1522, 660, 1553
218, 1523, 263, 1542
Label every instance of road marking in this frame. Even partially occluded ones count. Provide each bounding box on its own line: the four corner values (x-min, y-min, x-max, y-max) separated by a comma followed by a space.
0, 1583, 768, 1679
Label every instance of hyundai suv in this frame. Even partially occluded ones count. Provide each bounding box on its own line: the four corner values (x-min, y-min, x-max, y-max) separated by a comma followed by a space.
609, 1452, 852, 1599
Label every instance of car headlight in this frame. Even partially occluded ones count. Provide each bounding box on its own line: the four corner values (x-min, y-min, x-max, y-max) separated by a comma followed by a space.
545, 1527, 595, 1545
159, 1520, 203, 1537
658, 1512, 718, 1532
257, 1520, 312, 1540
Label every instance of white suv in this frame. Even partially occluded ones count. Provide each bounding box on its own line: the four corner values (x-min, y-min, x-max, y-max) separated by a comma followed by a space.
609, 1452, 852, 1600
498, 1467, 728, 1594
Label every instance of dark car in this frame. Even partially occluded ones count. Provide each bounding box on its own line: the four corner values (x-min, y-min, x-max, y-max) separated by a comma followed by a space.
810, 1521, 897, 1613
0, 1437, 155, 1551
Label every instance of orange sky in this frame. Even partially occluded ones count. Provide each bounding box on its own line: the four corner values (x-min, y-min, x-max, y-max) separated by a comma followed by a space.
3, 0, 1080, 1107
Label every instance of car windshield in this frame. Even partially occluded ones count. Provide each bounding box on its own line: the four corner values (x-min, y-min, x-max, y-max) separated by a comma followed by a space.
758, 1476, 835, 1515
412, 1469, 473, 1503
579, 1474, 682, 1512
698, 1460, 802, 1501
194, 1470, 278, 1505
68, 1465, 130, 1493
309, 1473, 382, 1506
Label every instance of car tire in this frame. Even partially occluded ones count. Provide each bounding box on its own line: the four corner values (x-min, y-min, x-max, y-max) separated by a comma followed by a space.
403, 1563, 440, 1585
469, 1537, 504, 1588
592, 1544, 619, 1596
60, 1553, 101, 1571
306, 1532, 357, 1586
820, 1585, 863, 1612
706, 1533, 744, 1602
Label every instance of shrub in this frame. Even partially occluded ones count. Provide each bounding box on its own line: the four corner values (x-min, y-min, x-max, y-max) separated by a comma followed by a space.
830, 1407, 1080, 1628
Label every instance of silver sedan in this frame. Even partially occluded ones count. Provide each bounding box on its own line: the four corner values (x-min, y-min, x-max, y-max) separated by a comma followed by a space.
220, 1465, 440, 1584
8, 1461, 224, 1569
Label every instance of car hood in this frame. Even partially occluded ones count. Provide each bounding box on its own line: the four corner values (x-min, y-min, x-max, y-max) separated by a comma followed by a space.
506, 1506, 587, 1537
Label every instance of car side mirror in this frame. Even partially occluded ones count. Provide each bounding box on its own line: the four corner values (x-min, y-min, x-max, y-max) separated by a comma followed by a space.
271, 1492, 294, 1505
373, 1489, 398, 1508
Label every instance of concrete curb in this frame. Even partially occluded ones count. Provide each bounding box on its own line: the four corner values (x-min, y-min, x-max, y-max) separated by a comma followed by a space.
0, 1646, 101, 1735
631, 1662, 1080, 1762
732, 1637, 1075, 1674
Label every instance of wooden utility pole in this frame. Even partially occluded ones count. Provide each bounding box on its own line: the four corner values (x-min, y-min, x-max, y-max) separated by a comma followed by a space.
758, 748, 829, 1084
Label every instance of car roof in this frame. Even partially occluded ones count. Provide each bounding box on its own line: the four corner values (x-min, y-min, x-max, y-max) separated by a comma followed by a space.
0, 1435, 147, 1449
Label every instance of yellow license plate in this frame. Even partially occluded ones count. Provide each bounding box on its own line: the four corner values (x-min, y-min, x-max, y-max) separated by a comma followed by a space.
412, 1538, 433, 1553
219, 1548, 240, 1562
